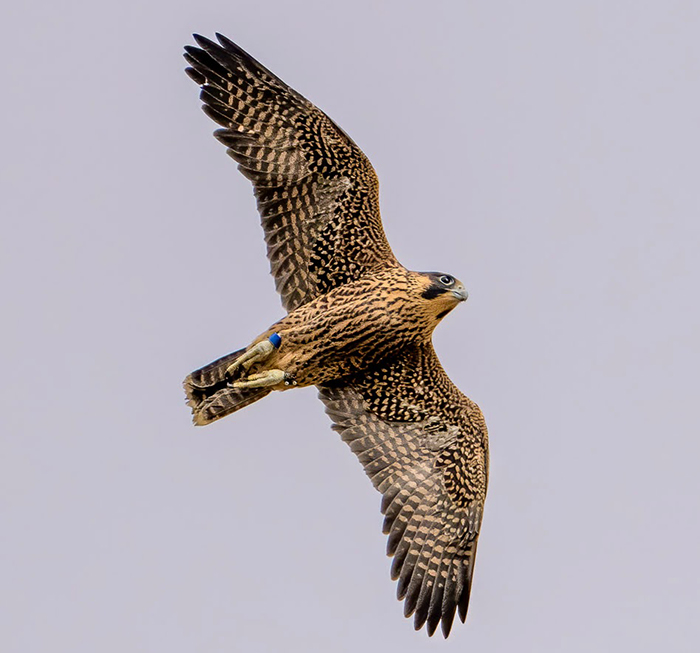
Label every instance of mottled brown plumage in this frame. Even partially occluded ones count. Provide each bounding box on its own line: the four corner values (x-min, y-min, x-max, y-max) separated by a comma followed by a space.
182, 34, 489, 638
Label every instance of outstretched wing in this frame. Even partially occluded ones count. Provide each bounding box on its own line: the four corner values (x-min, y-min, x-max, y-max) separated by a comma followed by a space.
319, 343, 489, 638
184, 34, 397, 311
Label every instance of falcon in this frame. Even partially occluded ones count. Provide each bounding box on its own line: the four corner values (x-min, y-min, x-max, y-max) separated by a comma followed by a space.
182, 34, 489, 638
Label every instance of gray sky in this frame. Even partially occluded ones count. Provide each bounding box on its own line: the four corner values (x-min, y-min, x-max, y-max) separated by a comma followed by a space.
2, 1, 699, 652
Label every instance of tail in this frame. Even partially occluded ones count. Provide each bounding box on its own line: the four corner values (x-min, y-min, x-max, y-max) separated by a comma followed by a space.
184, 348, 271, 425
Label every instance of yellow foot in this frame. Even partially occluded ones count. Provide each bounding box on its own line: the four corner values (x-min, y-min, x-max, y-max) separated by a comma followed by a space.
230, 369, 296, 389
226, 340, 275, 377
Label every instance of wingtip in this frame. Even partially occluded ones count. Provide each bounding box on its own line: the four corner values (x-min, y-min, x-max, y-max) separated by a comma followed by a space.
412, 606, 428, 633
184, 66, 206, 86
215, 32, 242, 54
415, 607, 446, 638
440, 608, 456, 638
193, 33, 217, 50
458, 600, 469, 623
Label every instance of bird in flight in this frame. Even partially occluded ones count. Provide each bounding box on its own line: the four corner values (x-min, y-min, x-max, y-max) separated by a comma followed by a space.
182, 33, 489, 638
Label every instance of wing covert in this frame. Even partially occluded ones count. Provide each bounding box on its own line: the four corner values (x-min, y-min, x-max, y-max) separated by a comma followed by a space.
184, 34, 397, 310
318, 343, 489, 637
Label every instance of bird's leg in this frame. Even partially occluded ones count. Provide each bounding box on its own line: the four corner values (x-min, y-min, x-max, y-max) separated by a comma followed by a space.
226, 339, 275, 377
230, 369, 297, 389
225, 333, 293, 389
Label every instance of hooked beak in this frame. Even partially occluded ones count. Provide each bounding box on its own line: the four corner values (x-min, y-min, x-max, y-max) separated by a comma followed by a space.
451, 285, 469, 302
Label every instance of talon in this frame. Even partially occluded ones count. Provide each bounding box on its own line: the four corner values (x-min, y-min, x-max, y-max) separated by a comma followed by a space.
231, 369, 286, 389
226, 340, 275, 377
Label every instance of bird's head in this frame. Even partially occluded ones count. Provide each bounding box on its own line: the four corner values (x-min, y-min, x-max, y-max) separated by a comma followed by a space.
417, 272, 469, 323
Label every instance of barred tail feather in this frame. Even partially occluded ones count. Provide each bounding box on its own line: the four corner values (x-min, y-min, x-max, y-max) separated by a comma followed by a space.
184, 348, 271, 425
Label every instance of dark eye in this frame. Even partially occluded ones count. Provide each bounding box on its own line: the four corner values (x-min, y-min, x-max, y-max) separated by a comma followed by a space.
439, 275, 454, 286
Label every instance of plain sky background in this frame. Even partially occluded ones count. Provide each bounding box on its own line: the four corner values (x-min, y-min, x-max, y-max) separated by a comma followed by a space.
2, 1, 699, 652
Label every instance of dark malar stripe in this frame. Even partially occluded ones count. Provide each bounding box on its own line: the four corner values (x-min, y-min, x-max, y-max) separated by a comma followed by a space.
421, 286, 448, 300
